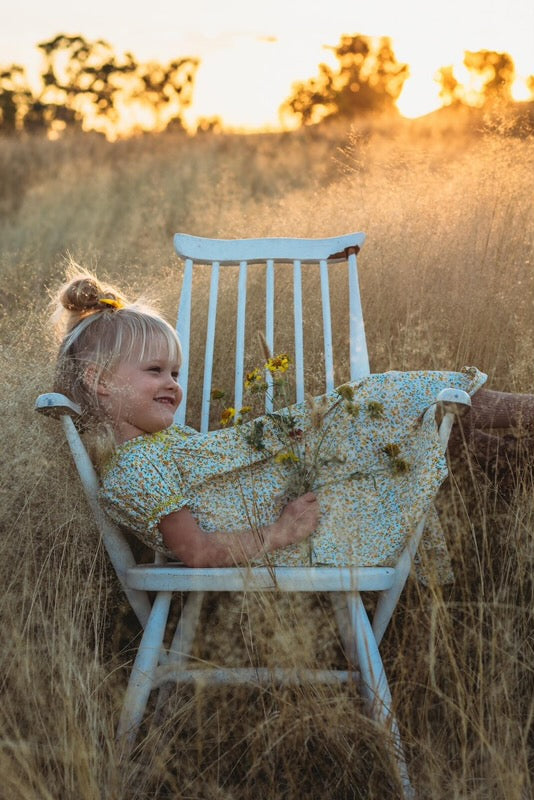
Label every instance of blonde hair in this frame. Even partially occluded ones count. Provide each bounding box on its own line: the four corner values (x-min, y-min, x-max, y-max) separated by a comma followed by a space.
52, 266, 181, 461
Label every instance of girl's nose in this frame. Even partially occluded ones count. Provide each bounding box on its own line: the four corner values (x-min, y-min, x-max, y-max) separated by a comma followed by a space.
164, 371, 179, 387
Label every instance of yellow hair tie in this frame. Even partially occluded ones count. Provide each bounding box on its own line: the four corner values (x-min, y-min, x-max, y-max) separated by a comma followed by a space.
99, 297, 125, 310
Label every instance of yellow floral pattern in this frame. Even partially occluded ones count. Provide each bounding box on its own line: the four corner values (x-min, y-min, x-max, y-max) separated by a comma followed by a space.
99, 368, 487, 581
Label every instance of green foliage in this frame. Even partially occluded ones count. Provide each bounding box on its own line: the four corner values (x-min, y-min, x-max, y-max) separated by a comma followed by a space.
281, 34, 409, 125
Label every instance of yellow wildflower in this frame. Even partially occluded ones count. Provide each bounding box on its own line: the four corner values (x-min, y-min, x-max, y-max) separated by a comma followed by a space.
345, 401, 360, 417
274, 451, 300, 464
220, 407, 236, 426
265, 354, 290, 374
336, 383, 355, 401
367, 401, 385, 420
244, 368, 262, 389
391, 457, 411, 475
236, 406, 252, 424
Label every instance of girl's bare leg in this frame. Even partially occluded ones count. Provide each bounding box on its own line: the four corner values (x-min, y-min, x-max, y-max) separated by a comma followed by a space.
447, 388, 534, 480
468, 389, 534, 432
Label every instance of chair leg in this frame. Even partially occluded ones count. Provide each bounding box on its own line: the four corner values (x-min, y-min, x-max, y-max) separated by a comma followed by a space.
167, 591, 204, 663
372, 550, 413, 646
347, 592, 415, 800
331, 593, 358, 664
373, 515, 425, 645
154, 591, 205, 716
117, 590, 172, 745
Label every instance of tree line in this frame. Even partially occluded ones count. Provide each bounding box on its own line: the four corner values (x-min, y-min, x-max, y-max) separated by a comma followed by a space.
1, 33, 532, 137
0, 34, 199, 138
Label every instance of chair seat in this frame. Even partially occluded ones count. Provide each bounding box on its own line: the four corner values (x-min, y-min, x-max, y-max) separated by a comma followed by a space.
125, 564, 396, 592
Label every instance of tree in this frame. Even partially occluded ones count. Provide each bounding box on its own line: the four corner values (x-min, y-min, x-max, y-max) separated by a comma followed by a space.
280, 34, 409, 126
0, 65, 36, 133
131, 58, 198, 132
465, 50, 515, 104
37, 35, 130, 132
437, 50, 515, 109
36, 34, 199, 137
435, 65, 462, 108
196, 116, 223, 134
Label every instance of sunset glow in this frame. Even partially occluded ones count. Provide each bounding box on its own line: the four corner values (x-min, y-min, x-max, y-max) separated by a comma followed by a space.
512, 79, 532, 102
2, 0, 533, 131
388, 76, 443, 120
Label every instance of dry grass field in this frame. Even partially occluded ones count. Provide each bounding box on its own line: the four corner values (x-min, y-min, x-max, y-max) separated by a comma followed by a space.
1, 112, 533, 799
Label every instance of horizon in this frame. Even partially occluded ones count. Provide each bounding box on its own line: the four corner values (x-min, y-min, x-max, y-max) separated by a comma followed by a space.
3, 0, 534, 130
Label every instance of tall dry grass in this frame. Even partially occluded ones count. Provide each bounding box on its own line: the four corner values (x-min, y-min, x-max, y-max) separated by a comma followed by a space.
1, 114, 533, 799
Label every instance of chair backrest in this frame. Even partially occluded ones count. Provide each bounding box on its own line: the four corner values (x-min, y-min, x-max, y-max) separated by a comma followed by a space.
173, 233, 367, 432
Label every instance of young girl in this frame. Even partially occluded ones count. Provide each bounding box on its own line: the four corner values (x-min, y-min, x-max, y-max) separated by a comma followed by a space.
52, 271, 533, 574
54, 272, 320, 568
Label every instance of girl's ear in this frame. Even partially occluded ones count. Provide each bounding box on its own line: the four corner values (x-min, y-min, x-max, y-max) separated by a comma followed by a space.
84, 364, 110, 396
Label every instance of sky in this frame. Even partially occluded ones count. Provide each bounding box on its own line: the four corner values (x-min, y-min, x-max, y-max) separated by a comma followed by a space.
2, 0, 534, 129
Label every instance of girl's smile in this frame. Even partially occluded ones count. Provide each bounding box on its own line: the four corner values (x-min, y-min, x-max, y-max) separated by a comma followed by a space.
97, 343, 182, 443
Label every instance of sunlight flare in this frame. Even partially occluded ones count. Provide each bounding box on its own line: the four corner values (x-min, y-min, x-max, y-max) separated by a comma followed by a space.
396, 75, 442, 118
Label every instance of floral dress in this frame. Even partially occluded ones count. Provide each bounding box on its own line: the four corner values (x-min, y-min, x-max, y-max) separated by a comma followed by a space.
99, 368, 486, 581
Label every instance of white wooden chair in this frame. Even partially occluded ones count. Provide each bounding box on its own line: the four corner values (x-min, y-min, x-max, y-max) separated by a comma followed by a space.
36, 232, 471, 799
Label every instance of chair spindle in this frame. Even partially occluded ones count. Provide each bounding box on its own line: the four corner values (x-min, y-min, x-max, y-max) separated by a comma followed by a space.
200, 261, 220, 433
319, 259, 335, 392
293, 259, 305, 403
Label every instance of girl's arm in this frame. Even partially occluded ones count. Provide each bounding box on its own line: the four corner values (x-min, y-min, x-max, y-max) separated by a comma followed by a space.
159, 492, 319, 567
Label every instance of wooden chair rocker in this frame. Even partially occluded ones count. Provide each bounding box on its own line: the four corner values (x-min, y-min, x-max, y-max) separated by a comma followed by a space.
36, 232, 471, 799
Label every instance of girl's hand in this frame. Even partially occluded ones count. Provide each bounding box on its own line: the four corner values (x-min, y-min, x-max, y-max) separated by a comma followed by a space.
160, 493, 320, 567
272, 492, 319, 549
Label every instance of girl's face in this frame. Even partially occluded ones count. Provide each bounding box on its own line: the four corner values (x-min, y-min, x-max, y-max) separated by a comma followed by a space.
98, 339, 182, 443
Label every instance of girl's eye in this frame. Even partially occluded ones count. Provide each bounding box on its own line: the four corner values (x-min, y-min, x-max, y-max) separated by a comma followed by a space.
148, 366, 161, 373
171, 372, 179, 381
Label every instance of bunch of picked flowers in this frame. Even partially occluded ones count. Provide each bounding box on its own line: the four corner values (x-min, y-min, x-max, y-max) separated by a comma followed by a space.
213, 335, 410, 505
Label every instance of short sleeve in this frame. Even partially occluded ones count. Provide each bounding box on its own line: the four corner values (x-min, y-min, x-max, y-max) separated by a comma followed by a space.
99, 441, 189, 540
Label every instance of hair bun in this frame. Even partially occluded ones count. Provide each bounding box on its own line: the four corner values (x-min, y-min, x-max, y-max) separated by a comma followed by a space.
52, 268, 130, 335
61, 277, 103, 313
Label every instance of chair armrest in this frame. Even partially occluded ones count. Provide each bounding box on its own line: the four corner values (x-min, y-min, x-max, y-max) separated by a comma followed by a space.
434, 388, 471, 450
35, 392, 82, 419
436, 388, 471, 418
